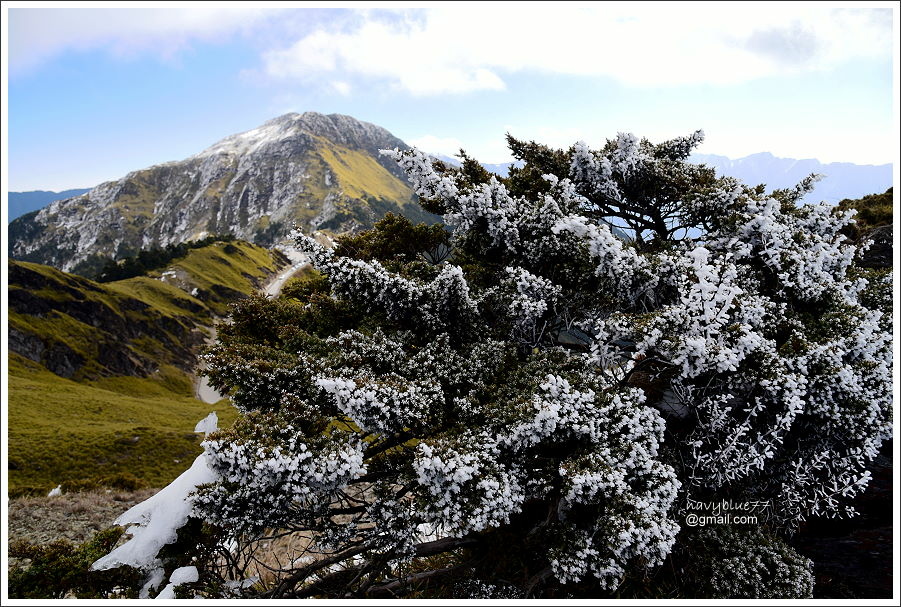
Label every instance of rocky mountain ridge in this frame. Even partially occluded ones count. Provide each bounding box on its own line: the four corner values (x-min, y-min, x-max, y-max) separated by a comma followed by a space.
9, 112, 433, 273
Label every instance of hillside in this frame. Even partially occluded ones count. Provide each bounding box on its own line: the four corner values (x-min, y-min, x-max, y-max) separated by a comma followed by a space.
837, 187, 893, 269
6, 240, 286, 495
8, 112, 438, 273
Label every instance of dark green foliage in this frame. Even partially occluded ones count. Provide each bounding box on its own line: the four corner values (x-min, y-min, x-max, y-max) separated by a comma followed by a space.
504, 133, 571, 200
505, 132, 724, 250
113, 132, 885, 600
254, 219, 290, 247
8, 528, 142, 599
281, 268, 330, 302
70, 253, 116, 279
334, 213, 451, 265
219, 295, 311, 346
95, 234, 236, 282
220, 290, 362, 345
673, 526, 813, 598
454, 149, 493, 188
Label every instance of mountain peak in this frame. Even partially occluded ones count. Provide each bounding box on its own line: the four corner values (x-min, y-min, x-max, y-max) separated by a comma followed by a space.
9, 112, 432, 273
196, 112, 406, 160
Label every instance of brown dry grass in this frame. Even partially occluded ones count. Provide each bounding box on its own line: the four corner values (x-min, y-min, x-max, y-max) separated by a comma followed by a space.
7, 488, 160, 548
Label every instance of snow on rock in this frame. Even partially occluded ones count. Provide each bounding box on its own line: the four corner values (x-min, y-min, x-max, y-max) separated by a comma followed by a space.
155, 566, 199, 599
47, 484, 62, 497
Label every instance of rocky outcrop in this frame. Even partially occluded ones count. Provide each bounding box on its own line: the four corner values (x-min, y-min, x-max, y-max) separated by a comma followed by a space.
9, 112, 433, 272
7, 261, 205, 379
856, 225, 892, 269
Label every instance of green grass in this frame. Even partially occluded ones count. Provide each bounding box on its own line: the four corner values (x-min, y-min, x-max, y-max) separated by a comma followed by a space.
6, 242, 283, 496
315, 138, 414, 202
160, 241, 283, 315
837, 187, 892, 237
108, 169, 162, 221
8, 265, 198, 382
87, 364, 197, 398
7, 354, 237, 496
106, 276, 210, 322
8, 241, 281, 381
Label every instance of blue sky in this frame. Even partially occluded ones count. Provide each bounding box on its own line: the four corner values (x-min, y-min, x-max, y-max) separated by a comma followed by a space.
4, 3, 897, 191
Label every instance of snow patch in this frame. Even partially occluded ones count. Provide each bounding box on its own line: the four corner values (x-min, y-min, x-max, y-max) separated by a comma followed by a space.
155, 566, 199, 599
91, 445, 216, 571
140, 568, 166, 599
194, 412, 218, 436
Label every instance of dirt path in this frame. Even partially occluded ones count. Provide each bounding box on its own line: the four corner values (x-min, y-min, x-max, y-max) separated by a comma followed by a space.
263, 246, 310, 297
194, 327, 223, 404
193, 247, 308, 404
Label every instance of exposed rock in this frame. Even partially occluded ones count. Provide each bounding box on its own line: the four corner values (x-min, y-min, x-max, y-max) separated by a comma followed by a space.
790, 440, 894, 598
856, 225, 892, 269
8, 327, 44, 364
7, 261, 204, 379
9, 112, 435, 272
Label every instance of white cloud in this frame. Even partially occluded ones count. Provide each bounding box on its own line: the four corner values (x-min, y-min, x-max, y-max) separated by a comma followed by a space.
331, 80, 352, 96
8, 6, 284, 74
261, 5, 892, 95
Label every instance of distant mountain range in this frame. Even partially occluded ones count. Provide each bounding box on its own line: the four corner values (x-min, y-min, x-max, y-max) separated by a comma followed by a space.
7, 189, 91, 222
433, 154, 524, 178
688, 152, 892, 204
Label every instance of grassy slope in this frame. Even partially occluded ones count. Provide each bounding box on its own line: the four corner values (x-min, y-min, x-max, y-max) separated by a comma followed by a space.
8, 354, 237, 496
7, 240, 281, 495
293, 137, 439, 231
8, 261, 206, 381
159, 240, 284, 315
316, 140, 413, 202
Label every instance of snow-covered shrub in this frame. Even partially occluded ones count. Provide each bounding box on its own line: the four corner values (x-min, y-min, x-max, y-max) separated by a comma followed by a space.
93, 132, 891, 598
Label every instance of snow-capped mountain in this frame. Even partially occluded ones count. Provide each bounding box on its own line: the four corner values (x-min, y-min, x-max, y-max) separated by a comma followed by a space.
9, 113, 432, 273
